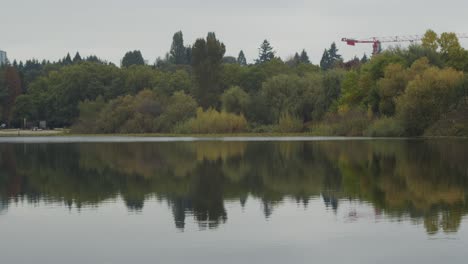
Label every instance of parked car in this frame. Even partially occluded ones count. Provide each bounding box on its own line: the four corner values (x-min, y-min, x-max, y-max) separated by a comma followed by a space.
0, 124, 6, 129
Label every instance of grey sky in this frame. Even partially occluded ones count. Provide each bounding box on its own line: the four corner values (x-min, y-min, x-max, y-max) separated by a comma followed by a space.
3, 0, 468, 65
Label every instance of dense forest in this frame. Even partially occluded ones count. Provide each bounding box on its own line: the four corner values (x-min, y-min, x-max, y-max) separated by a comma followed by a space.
0, 29, 467, 136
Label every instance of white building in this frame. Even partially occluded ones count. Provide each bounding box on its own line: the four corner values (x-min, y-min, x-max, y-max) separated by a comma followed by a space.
0, 50, 7, 66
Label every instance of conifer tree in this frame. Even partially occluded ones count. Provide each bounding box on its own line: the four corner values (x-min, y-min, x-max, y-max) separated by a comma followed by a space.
237, 50, 247, 66
320, 49, 330, 70
256, 40, 275, 64
300, 49, 310, 64
64, 53, 73, 65
320, 43, 343, 70
361, 53, 369, 63
73, 52, 82, 63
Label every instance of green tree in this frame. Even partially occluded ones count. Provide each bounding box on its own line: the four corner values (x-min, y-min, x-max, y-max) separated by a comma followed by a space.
73, 52, 82, 63
377, 63, 408, 116
361, 54, 369, 63
329, 43, 342, 60
437, 32, 468, 70
1, 66, 22, 125
160, 91, 198, 131
321, 43, 342, 70
256, 40, 275, 64
422, 29, 439, 51
170, 31, 188, 64
300, 49, 310, 64
260, 74, 321, 122
191, 32, 226, 109
320, 49, 331, 70
0, 67, 7, 119
121, 50, 145, 68
396, 67, 463, 135
237, 50, 247, 66
63, 53, 73, 65
18, 62, 121, 127
221, 86, 250, 114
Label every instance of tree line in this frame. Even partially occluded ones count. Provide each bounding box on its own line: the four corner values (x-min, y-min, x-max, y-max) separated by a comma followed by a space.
0, 29, 467, 136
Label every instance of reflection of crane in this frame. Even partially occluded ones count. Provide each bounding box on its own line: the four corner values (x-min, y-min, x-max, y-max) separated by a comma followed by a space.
342, 34, 468, 55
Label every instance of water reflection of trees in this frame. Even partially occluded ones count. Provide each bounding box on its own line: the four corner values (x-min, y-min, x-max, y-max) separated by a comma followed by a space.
0, 139, 467, 234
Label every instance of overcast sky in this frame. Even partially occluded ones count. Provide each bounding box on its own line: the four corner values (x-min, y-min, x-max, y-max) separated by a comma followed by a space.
2, 0, 468, 65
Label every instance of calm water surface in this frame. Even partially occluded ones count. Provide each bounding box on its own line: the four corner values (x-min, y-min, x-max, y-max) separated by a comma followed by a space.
1, 137, 468, 263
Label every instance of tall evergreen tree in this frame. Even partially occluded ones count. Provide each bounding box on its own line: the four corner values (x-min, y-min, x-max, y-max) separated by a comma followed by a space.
300, 49, 310, 64
121, 50, 145, 68
237, 50, 247, 66
170, 31, 187, 64
294, 52, 301, 62
361, 53, 369, 63
64, 53, 73, 65
320, 43, 343, 70
73, 52, 82, 63
256, 40, 275, 64
320, 49, 330, 70
191, 32, 226, 108
328, 42, 342, 61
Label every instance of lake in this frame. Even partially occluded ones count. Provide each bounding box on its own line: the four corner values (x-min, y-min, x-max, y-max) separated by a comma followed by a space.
1, 137, 467, 263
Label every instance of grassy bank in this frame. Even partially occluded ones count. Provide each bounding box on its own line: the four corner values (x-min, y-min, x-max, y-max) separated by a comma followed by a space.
0, 129, 67, 136
1, 129, 467, 139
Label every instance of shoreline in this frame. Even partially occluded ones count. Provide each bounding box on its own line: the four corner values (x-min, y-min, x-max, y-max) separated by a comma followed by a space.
0, 130, 467, 141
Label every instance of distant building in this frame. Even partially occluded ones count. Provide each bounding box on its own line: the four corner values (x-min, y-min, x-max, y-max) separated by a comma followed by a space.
0, 50, 7, 66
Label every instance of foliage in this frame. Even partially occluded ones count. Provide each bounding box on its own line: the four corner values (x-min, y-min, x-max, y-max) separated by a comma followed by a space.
221, 86, 250, 114
256, 40, 275, 64
396, 67, 464, 135
4, 29, 468, 136
422, 29, 439, 51
176, 108, 247, 133
424, 103, 468, 137
169, 31, 189, 65
191, 32, 226, 109
73, 90, 197, 133
159, 91, 198, 131
121, 50, 145, 68
13, 62, 121, 127
300, 49, 310, 64
320, 42, 342, 70
276, 112, 303, 133
237, 50, 247, 66
310, 108, 371, 136
0, 66, 22, 125
365, 117, 405, 137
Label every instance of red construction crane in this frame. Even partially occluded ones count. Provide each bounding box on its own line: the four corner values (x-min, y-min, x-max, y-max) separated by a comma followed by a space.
342, 34, 468, 55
